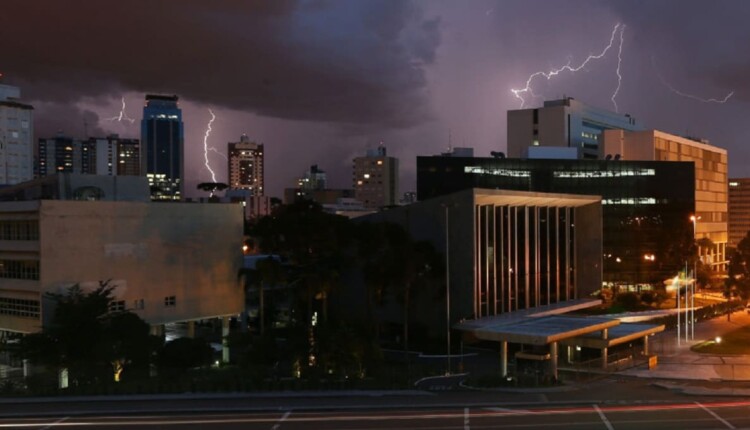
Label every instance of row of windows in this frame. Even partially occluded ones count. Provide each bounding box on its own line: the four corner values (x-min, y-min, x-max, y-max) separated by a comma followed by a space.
0, 297, 40, 319
0, 260, 39, 280
107, 296, 176, 312
0, 220, 39, 241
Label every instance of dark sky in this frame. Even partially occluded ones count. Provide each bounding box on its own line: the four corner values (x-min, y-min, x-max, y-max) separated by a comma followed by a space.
2, 0, 748, 197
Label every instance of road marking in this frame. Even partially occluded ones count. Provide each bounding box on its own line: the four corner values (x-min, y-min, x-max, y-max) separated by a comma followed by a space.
271, 411, 291, 430
696, 402, 735, 429
464, 407, 470, 430
593, 404, 614, 430
38, 417, 68, 430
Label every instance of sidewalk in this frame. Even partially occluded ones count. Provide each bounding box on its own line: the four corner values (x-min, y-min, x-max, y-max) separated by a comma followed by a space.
622, 309, 750, 381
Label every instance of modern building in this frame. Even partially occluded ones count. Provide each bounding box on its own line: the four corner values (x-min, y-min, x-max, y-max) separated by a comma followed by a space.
353, 145, 399, 209
728, 178, 750, 248
601, 129, 728, 271
36, 135, 140, 177
141, 94, 183, 201
353, 188, 602, 333
283, 164, 356, 205
0, 174, 243, 339
507, 97, 642, 159
417, 156, 696, 288
0, 84, 34, 185
228, 134, 263, 195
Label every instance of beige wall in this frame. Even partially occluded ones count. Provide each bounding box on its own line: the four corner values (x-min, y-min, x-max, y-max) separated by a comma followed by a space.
0, 200, 244, 333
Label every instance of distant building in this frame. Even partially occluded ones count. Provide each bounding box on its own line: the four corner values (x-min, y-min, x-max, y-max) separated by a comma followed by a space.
0, 84, 34, 185
141, 94, 183, 201
0, 174, 243, 336
228, 134, 264, 195
297, 164, 327, 191
601, 129, 728, 271
400, 191, 417, 205
284, 164, 355, 204
507, 97, 642, 159
321, 198, 374, 219
729, 178, 750, 248
353, 145, 399, 209
440, 147, 474, 157
36, 135, 140, 177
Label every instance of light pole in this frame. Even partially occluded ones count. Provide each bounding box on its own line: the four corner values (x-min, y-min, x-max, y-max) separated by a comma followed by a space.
690, 215, 701, 340
442, 203, 452, 375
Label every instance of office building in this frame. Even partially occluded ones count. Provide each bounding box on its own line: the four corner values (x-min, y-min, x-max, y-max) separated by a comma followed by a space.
228, 134, 263, 195
601, 129, 728, 271
141, 94, 183, 201
353, 145, 399, 209
0, 174, 243, 336
0, 84, 34, 185
417, 156, 696, 287
507, 97, 642, 159
284, 164, 355, 204
728, 178, 750, 248
36, 135, 140, 177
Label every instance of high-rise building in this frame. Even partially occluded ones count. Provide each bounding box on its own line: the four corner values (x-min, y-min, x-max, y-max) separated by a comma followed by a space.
227, 134, 263, 195
37, 135, 139, 177
141, 94, 183, 201
728, 178, 750, 248
601, 129, 728, 271
353, 145, 399, 209
0, 83, 34, 185
507, 97, 642, 159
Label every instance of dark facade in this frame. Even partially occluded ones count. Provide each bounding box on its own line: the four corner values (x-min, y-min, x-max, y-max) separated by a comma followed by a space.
418, 157, 696, 287
141, 94, 183, 201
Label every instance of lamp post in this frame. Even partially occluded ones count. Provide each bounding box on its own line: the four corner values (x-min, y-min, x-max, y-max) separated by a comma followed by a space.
690, 215, 701, 340
442, 203, 452, 375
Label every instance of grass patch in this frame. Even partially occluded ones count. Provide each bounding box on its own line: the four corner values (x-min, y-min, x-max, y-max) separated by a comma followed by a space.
691, 325, 750, 355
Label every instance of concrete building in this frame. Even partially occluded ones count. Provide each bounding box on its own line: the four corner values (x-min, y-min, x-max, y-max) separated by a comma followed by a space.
729, 178, 750, 247
354, 188, 602, 332
601, 129, 728, 271
507, 97, 642, 159
0, 175, 244, 339
228, 134, 263, 195
0, 84, 34, 185
284, 164, 355, 205
353, 145, 399, 209
141, 94, 183, 201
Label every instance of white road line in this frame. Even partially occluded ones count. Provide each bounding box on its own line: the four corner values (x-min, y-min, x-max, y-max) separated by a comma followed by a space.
696, 401, 735, 429
464, 407, 470, 430
593, 404, 614, 430
271, 410, 291, 430
38, 417, 68, 430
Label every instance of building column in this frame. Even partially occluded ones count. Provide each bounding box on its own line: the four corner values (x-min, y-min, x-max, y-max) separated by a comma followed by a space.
550, 342, 558, 381
500, 341, 508, 377
567, 345, 573, 364
150, 324, 164, 338
222, 316, 230, 364
601, 328, 609, 369
187, 320, 196, 338
643, 335, 649, 356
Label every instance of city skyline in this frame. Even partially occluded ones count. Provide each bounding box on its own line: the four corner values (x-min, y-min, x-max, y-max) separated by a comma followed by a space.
1, 1, 748, 197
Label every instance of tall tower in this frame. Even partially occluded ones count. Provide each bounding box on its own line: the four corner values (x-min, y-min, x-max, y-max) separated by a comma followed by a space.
141, 94, 183, 201
353, 144, 399, 209
227, 134, 264, 195
0, 83, 34, 185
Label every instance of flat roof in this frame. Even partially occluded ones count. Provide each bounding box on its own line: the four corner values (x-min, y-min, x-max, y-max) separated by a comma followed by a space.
472, 315, 619, 346
561, 322, 665, 349
471, 188, 601, 208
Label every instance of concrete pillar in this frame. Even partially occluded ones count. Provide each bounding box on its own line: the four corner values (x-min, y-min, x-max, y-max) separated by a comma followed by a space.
221, 316, 230, 363
643, 335, 649, 356
567, 345, 573, 364
550, 342, 558, 381
500, 341, 508, 377
22, 359, 29, 378
187, 320, 195, 338
150, 324, 164, 338
601, 328, 608, 370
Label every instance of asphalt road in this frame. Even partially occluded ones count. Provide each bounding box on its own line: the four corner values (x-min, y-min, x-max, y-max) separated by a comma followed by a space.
2, 377, 750, 429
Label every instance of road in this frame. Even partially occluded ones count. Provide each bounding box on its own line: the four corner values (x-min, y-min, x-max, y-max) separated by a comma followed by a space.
2, 377, 750, 429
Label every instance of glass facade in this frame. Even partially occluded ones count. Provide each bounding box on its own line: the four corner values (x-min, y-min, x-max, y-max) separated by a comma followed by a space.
141, 95, 183, 201
418, 157, 696, 288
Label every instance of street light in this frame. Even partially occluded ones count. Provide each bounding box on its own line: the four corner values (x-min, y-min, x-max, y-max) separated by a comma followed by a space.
441, 202, 454, 375
690, 215, 701, 341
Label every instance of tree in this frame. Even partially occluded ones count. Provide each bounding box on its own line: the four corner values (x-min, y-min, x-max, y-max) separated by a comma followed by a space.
157, 337, 214, 373
19, 281, 156, 385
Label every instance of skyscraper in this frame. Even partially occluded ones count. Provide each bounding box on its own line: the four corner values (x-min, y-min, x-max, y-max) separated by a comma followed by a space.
141, 94, 183, 201
227, 134, 263, 195
353, 144, 399, 209
0, 83, 34, 185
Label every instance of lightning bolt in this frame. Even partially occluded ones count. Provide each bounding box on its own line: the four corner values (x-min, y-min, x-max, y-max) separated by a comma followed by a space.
203, 109, 218, 183
105, 97, 135, 123
611, 25, 625, 112
511, 23, 624, 109
652, 57, 734, 104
